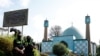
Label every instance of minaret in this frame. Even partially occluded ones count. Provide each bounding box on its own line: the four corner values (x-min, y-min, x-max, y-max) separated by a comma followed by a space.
43, 19, 49, 41
85, 15, 91, 54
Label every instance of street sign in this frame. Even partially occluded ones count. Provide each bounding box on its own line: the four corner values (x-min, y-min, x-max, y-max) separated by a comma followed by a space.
3, 9, 28, 27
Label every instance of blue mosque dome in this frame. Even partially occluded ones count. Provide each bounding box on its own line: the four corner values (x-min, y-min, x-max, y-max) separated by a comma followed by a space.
62, 26, 83, 39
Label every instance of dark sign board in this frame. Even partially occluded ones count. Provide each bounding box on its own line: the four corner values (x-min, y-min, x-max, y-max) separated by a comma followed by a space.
3, 9, 28, 27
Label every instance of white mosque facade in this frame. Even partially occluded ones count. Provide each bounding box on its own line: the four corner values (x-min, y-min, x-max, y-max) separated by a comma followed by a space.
41, 15, 96, 56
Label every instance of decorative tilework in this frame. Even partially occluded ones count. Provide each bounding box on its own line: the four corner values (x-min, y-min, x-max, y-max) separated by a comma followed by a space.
74, 40, 88, 56
41, 42, 53, 52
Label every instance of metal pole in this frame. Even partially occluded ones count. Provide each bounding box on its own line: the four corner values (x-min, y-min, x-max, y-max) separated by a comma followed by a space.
8, 27, 9, 35
99, 40, 100, 46
22, 25, 23, 36
1, 28, 3, 36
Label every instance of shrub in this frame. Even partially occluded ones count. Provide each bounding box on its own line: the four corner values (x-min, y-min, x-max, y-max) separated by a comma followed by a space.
0, 35, 14, 56
0, 50, 5, 56
88, 53, 92, 56
40, 53, 48, 56
53, 43, 67, 56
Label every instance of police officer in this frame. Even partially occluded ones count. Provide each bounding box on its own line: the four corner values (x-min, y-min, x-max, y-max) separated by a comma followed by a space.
10, 28, 25, 56
24, 36, 34, 56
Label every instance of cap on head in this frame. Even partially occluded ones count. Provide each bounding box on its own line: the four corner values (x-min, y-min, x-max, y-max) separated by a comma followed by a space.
10, 28, 21, 36
26, 36, 32, 42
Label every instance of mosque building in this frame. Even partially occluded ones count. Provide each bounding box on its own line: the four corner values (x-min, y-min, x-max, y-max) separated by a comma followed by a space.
41, 15, 96, 56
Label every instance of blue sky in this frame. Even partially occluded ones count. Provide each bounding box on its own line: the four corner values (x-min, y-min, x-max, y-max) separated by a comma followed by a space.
0, 0, 100, 44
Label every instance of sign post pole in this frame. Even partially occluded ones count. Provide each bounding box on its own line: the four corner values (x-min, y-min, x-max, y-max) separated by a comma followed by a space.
1, 28, 3, 36
8, 27, 9, 36
99, 40, 100, 46
22, 25, 23, 36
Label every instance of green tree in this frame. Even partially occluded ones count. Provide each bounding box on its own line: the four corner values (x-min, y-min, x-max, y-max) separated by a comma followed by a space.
40, 53, 48, 56
96, 45, 100, 56
0, 50, 5, 56
0, 35, 14, 56
53, 43, 68, 56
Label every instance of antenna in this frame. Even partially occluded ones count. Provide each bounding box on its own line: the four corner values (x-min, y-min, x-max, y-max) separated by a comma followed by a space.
87, 14, 88, 16
46, 17, 47, 20
71, 18, 73, 27
71, 21, 73, 27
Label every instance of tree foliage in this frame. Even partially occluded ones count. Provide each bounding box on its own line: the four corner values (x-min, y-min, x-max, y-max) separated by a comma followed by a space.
0, 50, 5, 56
96, 45, 100, 56
0, 35, 14, 56
53, 43, 68, 56
40, 53, 48, 56
49, 25, 61, 37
